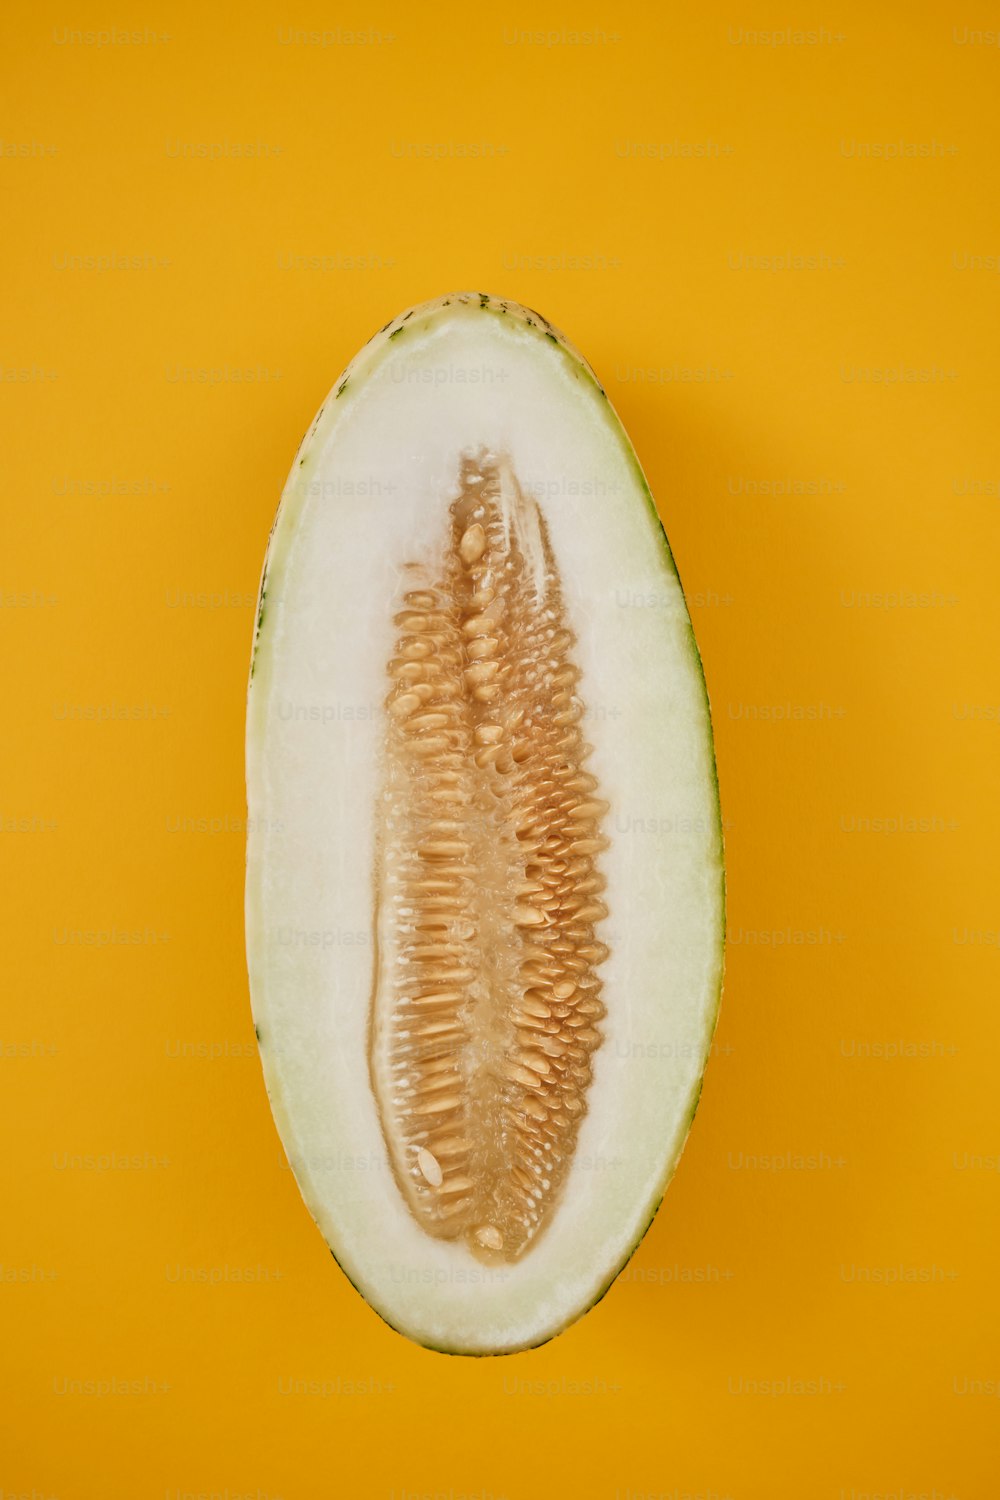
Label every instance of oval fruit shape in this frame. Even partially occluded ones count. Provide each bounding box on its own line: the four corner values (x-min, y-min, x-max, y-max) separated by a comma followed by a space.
245, 292, 725, 1355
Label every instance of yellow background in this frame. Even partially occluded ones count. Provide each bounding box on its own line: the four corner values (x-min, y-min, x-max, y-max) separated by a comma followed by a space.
3, 1, 998, 1496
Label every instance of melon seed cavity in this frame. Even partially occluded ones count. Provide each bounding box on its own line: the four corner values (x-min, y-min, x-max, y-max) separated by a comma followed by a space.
369, 454, 610, 1261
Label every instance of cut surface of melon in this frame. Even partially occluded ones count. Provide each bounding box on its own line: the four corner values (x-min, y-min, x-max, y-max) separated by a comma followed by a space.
245, 292, 724, 1354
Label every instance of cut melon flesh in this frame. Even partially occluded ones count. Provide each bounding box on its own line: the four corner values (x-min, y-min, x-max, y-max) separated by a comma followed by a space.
245, 293, 724, 1354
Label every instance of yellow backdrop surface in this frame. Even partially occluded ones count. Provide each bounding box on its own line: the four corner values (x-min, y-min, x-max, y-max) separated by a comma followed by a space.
2, 2, 998, 1497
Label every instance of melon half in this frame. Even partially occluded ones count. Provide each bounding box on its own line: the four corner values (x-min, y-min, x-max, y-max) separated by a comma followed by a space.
245, 292, 725, 1354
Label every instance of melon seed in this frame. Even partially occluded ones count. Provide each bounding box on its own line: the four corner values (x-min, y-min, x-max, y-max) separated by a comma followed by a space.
417, 1148, 443, 1187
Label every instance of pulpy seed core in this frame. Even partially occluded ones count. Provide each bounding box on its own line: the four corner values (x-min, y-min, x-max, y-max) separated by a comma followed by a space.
369, 453, 609, 1261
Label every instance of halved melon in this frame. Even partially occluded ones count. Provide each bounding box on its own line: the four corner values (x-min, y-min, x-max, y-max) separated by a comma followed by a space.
245, 292, 724, 1354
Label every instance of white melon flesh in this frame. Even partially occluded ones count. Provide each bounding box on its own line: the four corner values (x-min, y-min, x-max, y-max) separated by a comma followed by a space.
245, 292, 724, 1355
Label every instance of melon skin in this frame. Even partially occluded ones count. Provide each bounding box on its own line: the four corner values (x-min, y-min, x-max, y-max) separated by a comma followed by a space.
245, 291, 726, 1355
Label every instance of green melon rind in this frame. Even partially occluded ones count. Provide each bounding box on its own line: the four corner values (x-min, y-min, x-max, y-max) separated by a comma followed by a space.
245, 291, 726, 1354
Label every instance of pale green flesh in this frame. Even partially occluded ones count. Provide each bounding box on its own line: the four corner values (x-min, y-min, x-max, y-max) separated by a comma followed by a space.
245, 293, 725, 1354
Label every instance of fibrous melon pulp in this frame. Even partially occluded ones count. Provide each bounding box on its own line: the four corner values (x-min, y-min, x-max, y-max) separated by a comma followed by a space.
245, 292, 724, 1354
